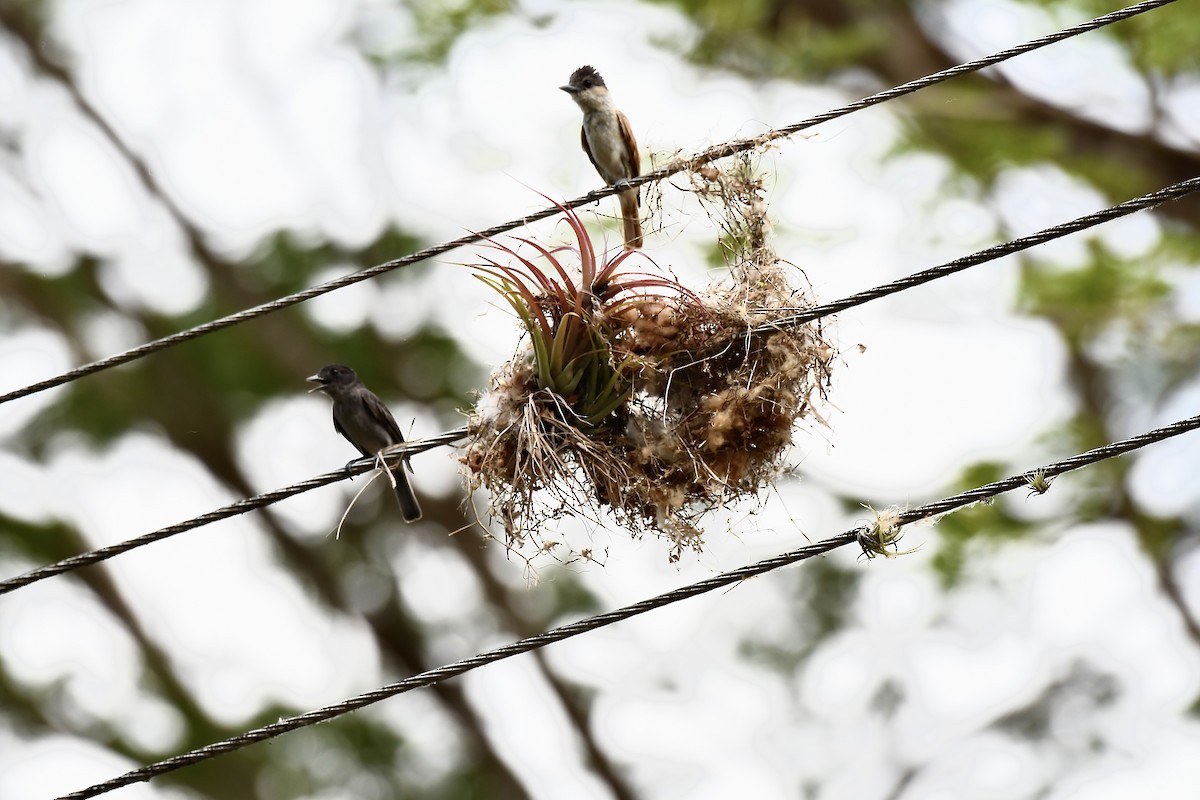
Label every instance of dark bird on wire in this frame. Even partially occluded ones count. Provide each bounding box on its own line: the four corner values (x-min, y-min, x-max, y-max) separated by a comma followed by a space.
307, 364, 422, 523
560, 65, 643, 249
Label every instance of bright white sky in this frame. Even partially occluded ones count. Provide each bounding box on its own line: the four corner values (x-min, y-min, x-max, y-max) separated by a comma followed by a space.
1, 0, 1199, 798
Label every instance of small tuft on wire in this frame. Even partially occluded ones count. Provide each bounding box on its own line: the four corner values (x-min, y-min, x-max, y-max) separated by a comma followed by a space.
1025, 468, 1053, 497
856, 505, 920, 559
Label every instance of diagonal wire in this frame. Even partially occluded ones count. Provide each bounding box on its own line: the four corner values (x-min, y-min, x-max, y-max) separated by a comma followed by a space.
56, 408, 1200, 800
756, 175, 1200, 334
0, 0, 1177, 408
641, 0, 1182, 187
3, 172, 1197, 598
0, 428, 468, 597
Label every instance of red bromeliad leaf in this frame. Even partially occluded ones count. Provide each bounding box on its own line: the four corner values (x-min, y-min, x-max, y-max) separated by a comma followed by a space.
511, 236, 578, 294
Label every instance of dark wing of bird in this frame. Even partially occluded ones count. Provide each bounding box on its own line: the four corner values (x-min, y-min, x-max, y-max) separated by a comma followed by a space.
617, 110, 640, 178
361, 390, 404, 444
581, 127, 603, 179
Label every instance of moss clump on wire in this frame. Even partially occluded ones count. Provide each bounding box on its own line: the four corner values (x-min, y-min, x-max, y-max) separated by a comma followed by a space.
462, 169, 834, 561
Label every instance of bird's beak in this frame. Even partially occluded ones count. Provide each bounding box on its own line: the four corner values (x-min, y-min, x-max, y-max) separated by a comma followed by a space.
306, 374, 326, 393
560, 84, 578, 94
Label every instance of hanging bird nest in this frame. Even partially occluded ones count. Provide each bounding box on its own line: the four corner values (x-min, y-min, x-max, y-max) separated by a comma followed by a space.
462, 168, 834, 561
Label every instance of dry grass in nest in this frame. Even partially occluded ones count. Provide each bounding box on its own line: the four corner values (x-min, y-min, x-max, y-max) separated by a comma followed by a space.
462, 166, 835, 562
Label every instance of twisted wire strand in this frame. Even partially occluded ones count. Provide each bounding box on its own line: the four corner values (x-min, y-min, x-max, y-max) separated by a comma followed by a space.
0, 0, 1175, 408
756, 176, 1200, 334
58, 408, 1200, 800
899, 413, 1200, 521
0, 428, 468, 597
642, 0, 1180, 182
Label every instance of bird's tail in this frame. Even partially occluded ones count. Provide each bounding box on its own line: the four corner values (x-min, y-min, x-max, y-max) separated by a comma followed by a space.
385, 465, 423, 523
619, 188, 643, 249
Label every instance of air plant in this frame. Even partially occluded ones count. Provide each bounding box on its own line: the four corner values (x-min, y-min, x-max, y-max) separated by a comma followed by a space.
472, 201, 692, 430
